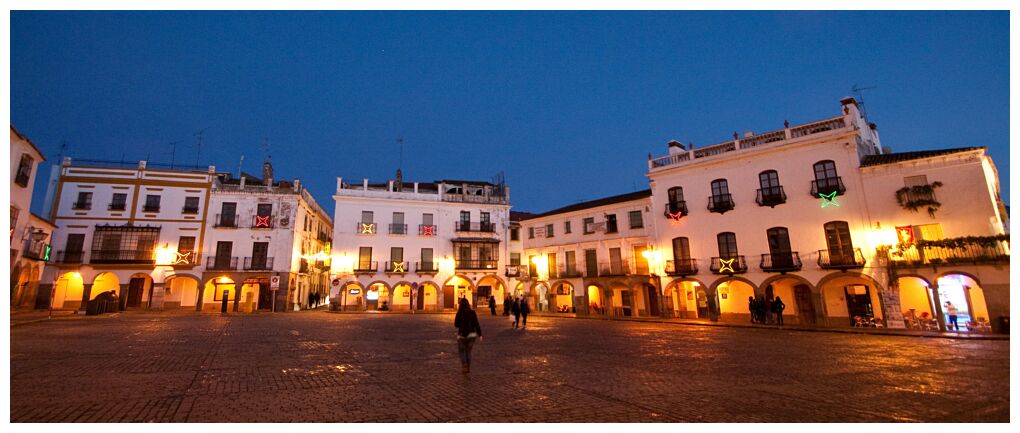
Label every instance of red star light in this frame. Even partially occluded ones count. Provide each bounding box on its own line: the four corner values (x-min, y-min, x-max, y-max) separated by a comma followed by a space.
255, 215, 271, 227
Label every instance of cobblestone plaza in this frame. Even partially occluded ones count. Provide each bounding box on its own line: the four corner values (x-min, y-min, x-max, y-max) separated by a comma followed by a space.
9, 311, 1009, 422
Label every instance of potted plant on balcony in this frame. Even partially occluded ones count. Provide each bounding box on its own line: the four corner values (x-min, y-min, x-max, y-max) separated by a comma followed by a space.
895, 182, 943, 218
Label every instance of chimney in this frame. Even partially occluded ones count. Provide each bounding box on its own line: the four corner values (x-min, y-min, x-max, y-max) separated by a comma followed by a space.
667, 140, 685, 155
262, 160, 273, 187
293, 179, 301, 192
395, 169, 403, 192
743, 130, 754, 138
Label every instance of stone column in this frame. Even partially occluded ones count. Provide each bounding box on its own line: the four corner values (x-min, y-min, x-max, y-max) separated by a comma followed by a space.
930, 285, 947, 331
150, 282, 166, 310
119, 283, 130, 310
981, 283, 1010, 333
812, 290, 826, 326
879, 285, 905, 329
78, 283, 93, 314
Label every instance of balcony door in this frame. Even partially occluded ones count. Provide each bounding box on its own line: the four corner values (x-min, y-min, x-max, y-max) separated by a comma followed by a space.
672, 236, 690, 272
65, 234, 85, 262
823, 221, 854, 265
359, 247, 373, 270
632, 245, 649, 275
717, 232, 738, 259
252, 242, 269, 269
221, 202, 237, 226
609, 248, 623, 274
215, 241, 233, 269
766, 227, 794, 268
421, 248, 434, 271
584, 249, 598, 277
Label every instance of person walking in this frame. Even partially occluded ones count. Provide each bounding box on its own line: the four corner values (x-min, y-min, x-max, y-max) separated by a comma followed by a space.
453, 298, 482, 374
489, 295, 497, 316
503, 295, 511, 316
945, 301, 960, 331
747, 296, 757, 323
511, 296, 521, 328
520, 296, 531, 329
772, 296, 786, 326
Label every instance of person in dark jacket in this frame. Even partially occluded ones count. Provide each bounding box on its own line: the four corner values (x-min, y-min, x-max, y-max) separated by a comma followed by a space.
489, 295, 497, 316
747, 296, 757, 323
772, 296, 786, 326
453, 298, 482, 373
511, 297, 521, 328
503, 295, 511, 316
519, 297, 531, 329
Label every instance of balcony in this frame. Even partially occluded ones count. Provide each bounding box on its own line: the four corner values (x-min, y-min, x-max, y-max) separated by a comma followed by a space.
384, 261, 410, 273
707, 194, 735, 214
251, 215, 274, 229
756, 186, 787, 207
21, 240, 50, 261
455, 259, 498, 270
356, 222, 378, 235
597, 261, 631, 277
663, 202, 688, 219
455, 222, 495, 233
505, 265, 523, 278
388, 224, 408, 235
354, 261, 378, 273
665, 258, 698, 276
182, 205, 200, 214
55, 250, 85, 264
108, 203, 127, 211
418, 224, 438, 236
142, 204, 161, 213
72, 201, 92, 210
888, 242, 1010, 268
214, 214, 239, 228
91, 249, 156, 265
206, 256, 239, 270
243, 256, 274, 271
416, 261, 439, 273
817, 248, 866, 270
316, 231, 332, 243
810, 177, 846, 198
559, 264, 582, 278
759, 252, 803, 273
709, 256, 748, 274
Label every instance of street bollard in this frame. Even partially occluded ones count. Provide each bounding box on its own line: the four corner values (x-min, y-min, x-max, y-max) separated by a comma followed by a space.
221, 289, 229, 314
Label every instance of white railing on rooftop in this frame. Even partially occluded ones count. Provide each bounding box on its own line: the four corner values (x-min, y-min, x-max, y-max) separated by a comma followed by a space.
648, 115, 849, 172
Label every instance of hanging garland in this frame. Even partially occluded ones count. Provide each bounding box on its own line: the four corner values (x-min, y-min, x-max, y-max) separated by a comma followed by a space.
895, 181, 943, 217
895, 234, 1009, 252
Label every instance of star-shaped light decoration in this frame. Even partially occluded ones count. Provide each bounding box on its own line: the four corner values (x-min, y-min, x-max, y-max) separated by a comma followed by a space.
422, 225, 436, 236
172, 251, 193, 265
360, 223, 376, 234
718, 258, 736, 273
667, 210, 685, 224
819, 191, 840, 208
391, 262, 405, 273
255, 215, 271, 227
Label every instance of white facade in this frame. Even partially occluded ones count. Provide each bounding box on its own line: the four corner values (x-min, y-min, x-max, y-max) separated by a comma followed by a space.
518, 191, 656, 316
10, 126, 52, 308
330, 175, 513, 311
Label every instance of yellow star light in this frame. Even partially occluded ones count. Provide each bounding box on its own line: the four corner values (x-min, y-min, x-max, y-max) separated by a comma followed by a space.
361, 223, 376, 234
392, 262, 405, 273
718, 258, 736, 273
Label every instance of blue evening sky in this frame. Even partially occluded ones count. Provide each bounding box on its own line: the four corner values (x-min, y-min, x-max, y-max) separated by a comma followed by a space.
11, 11, 1009, 215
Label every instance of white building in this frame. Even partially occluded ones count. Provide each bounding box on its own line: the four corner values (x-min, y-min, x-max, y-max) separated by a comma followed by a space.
517, 190, 656, 316
194, 161, 333, 312
10, 126, 54, 309
644, 97, 1009, 331
41, 158, 216, 312
39, 158, 333, 314
330, 172, 514, 312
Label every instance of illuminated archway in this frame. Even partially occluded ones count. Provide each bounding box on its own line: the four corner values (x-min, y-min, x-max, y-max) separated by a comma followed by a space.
529, 281, 549, 312
91, 273, 121, 300
586, 283, 606, 316
713, 278, 756, 323
664, 278, 707, 319
53, 272, 85, 310
607, 281, 632, 317
816, 272, 885, 327
165, 274, 201, 309
202, 276, 236, 312
443, 275, 474, 308
477, 275, 506, 310
549, 281, 574, 313
935, 273, 991, 332
392, 281, 413, 311
760, 275, 816, 326
416, 282, 440, 311
366, 281, 391, 310
339, 281, 365, 311
123, 273, 154, 309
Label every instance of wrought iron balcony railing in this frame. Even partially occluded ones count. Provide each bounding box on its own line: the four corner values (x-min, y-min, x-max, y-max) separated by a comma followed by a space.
455, 222, 495, 233
416, 261, 439, 273
707, 194, 735, 214
206, 256, 239, 270
72, 201, 92, 210
811, 177, 846, 197
356, 222, 378, 234
418, 224, 438, 236
888, 242, 1010, 268
665, 258, 698, 276
455, 259, 498, 270
709, 255, 748, 274
108, 203, 127, 211
243, 256, 274, 271
389, 224, 408, 235
756, 186, 787, 207
817, 248, 865, 269
142, 204, 161, 212
354, 261, 378, 272
214, 214, 239, 228
759, 252, 802, 273
664, 202, 689, 219
182, 205, 200, 214
558, 264, 582, 278
384, 261, 410, 273
91, 249, 156, 264
597, 261, 631, 277
251, 215, 274, 229
55, 250, 85, 264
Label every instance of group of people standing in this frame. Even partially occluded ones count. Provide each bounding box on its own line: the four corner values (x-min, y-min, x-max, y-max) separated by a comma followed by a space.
748, 295, 786, 325
307, 291, 324, 309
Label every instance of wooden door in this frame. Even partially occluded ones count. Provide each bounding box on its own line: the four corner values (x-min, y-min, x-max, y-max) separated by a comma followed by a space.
416, 287, 425, 310
794, 284, 815, 325
258, 281, 272, 310
646, 285, 660, 316
584, 250, 598, 277
443, 285, 455, 309
127, 277, 145, 308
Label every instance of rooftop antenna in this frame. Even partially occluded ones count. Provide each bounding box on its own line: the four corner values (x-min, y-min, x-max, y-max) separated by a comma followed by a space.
261, 138, 271, 162
168, 140, 182, 170
237, 155, 245, 178
194, 126, 211, 166
851, 84, 877, 121
397, 137, 404, 172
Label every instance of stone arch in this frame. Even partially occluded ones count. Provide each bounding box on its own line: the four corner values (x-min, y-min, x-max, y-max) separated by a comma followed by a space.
815, 271, 886, 327
123, 272, 155, 309
664, 277, 709, 319
91, 272, 121, 300
759, 274, 818, 326
583, 281, 608, 316
707, 275, 758, 294
443, 275, 476, 292
932, 272, 991, 331
415, 281, 441, 311
547, 280, 575, 313
391, 280, 415, 311
815, 271, 885, 293
932, 270, 982, 287
759, 274, 815, 293
201, 276, 237, 312
165, 273, 202, 309
709, 276, 758, 322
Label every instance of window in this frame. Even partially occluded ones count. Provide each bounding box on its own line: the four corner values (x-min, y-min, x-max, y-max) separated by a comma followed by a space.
73, 192, 92, 210
14, 154, 33, 187
545, 224, 554, 238
143, 195, 161, 212
420, 248, 434, 271
528, 227, 535, 238
904, 175, 928, 187
547, 253, 557, 276
178, 236, 196, 252
812, 160, 845, 197
633, 245, 649, 275
250, 242, 270, 269
668, 186, 684, 207
564, 221, 572, 234
709, 179, 734, 213
422, 213, 434, 226
361, 211, 374, 223
510, 227, 519, 241
480, 212, 490, 224
628, 210, 643, 229
814, 160, 838, 180
716, 232, 738, 258
757, 170, 786, 206
110, 193, 128, 211
608, 248, 623, 274
390, 247, 404, 271
214, 241, 233, 269
584, 249, 598, 277
460, 211, 470, 224
823, 221, 854, 257
219, 202, 237, 227
765, 227, 795, 269
528, 255, 537, 277
391, 212, 406, 234
510, 252, 521, 266
605, 214, 618, 233
257, 203, 272, 217
672, 237, 691, 261
10, 206, 19, 240
565, 251, 576, 273
583, 217, 595, 234
90, 225, 159, 263
183, 197, 200, 213
358, 247, 373, 269
63, 233, 86, 262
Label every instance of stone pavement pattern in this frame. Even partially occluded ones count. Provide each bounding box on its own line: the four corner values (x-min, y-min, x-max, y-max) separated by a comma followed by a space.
10, 312, 1010, 422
